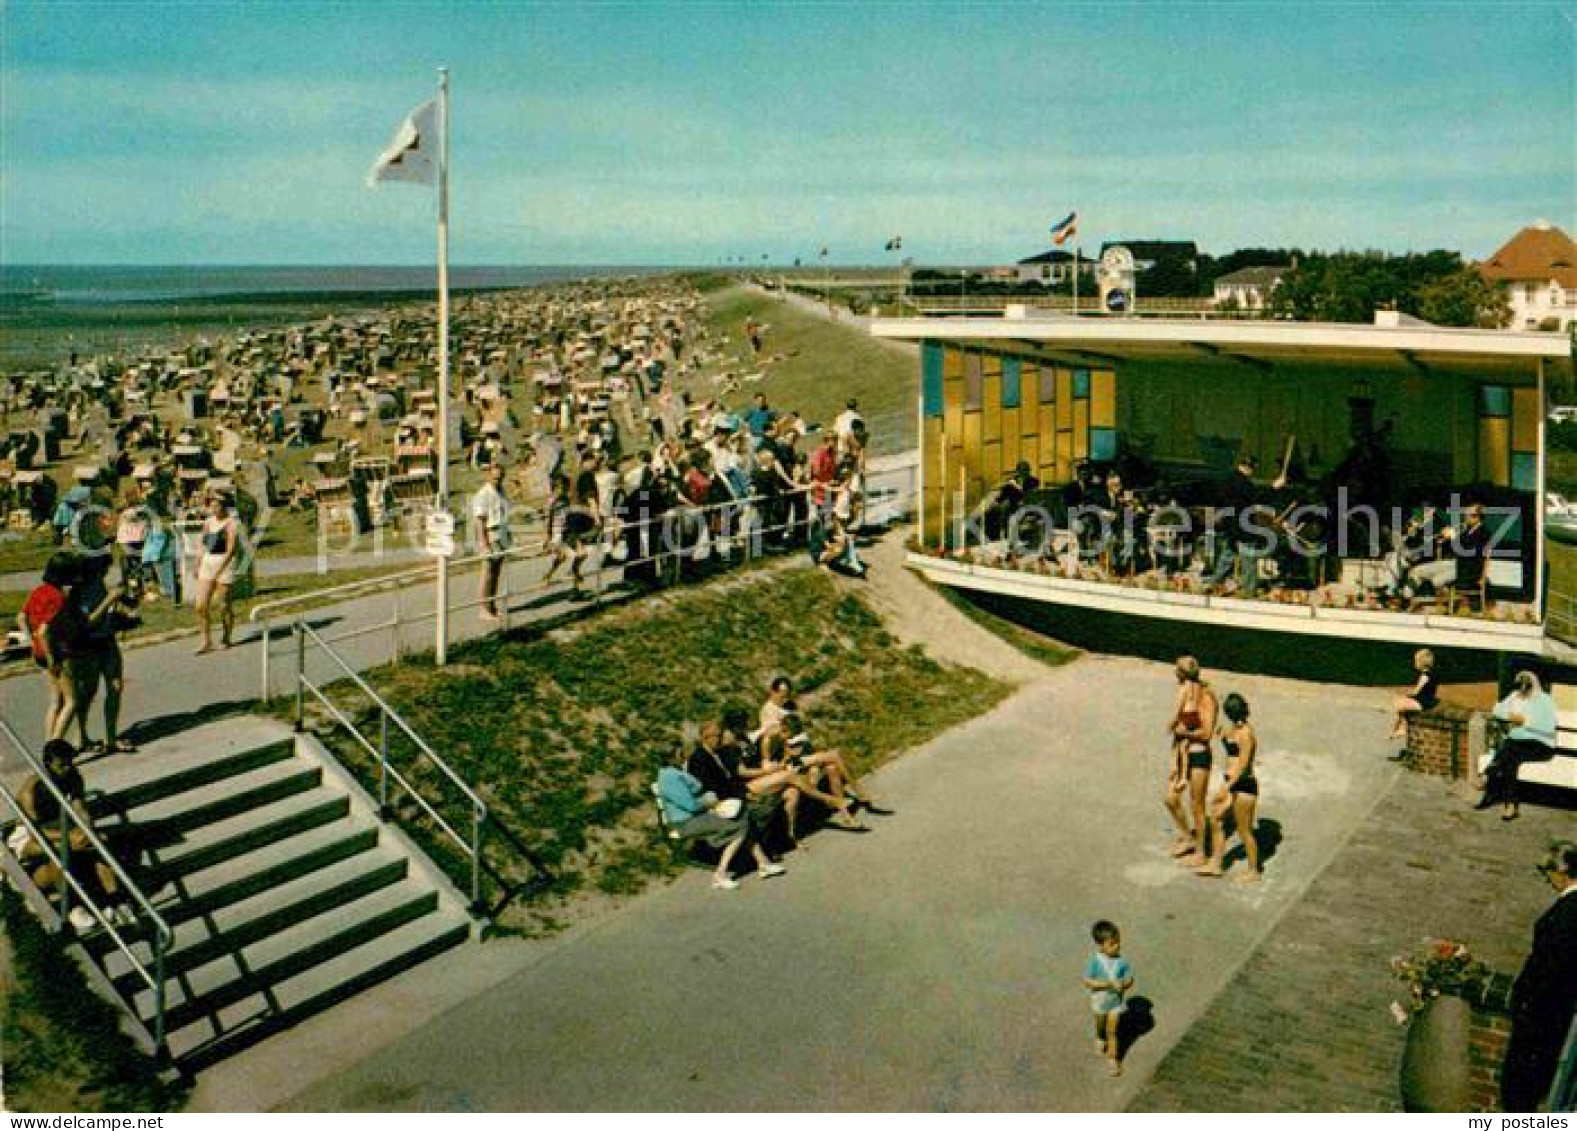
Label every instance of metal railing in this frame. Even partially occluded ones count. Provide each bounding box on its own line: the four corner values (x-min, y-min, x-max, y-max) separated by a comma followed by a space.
251, 481, 857, 699
292, 620, 495, 910
0, 720, 173, 1057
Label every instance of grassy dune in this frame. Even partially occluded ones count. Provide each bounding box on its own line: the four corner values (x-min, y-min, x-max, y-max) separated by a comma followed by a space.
694, 286, 918, 455
309, 566, 1011, 929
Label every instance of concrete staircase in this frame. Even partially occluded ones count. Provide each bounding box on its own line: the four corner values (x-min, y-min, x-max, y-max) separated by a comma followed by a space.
74, 716, 473, 1072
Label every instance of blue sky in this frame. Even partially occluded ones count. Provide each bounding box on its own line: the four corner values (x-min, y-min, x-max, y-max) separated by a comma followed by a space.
2, 1, 1573, 265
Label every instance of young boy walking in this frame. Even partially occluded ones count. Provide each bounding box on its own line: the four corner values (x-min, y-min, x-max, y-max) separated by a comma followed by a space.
1081, 919, 1134, 1076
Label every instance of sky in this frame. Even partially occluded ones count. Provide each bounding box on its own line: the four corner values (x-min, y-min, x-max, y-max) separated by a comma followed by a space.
2, 1, 1573, 266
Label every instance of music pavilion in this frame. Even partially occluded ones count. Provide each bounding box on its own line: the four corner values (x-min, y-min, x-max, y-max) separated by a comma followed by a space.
869, 311, 1574, 674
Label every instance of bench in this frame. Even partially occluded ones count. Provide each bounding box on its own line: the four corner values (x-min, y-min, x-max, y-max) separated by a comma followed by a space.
1474, 684, 1577, 792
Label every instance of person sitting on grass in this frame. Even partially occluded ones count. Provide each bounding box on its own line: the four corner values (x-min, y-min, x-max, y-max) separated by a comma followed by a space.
656, 744, 782, 891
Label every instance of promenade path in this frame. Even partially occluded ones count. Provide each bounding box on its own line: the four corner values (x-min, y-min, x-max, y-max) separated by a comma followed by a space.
1130, 769, 1570, 1112
259, 655, 1401, 1112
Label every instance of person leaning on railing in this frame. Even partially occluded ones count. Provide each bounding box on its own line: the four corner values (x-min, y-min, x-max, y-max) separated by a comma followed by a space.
15, 739, 134, 931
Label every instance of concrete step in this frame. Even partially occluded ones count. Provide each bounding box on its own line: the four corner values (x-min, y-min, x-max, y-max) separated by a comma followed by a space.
103, 758, 323, 839
153, 823, 383, 929
102, 850, 410, 991
87, 737, 297, 814
144, 880, 442, 1032
146, 790, 351, 882
168, 909, 471, 1070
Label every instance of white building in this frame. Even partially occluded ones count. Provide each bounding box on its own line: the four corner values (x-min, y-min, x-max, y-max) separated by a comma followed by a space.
1211, 265, 1288, 310
1479, 221, 1577, 331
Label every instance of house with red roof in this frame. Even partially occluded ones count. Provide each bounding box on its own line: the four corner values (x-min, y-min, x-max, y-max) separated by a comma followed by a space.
1479, 221, 1577, 331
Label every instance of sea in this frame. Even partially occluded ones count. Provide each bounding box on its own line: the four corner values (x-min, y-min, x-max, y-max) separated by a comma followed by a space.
0, 264, 676, 368
0, 264, 667, 305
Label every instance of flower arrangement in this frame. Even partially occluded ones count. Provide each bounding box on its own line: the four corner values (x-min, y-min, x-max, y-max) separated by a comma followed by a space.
1390, 938, 1490, 1019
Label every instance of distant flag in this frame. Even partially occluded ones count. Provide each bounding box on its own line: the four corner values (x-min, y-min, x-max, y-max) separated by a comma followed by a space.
1050, 211, 1078, 247
819, 246, 829, 259
884, 235, 903, 252
367, 99, 439, 188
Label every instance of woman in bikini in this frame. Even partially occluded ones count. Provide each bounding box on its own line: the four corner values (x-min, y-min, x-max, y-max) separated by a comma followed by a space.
1196, 692, 1263, 883
1165, 655, 1217, 867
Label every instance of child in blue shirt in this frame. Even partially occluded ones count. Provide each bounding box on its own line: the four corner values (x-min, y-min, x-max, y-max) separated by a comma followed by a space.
1081, 919, 1134, 1076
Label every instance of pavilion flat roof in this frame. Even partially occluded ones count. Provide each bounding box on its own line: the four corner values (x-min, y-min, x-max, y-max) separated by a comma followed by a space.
869, 315, 1572, 380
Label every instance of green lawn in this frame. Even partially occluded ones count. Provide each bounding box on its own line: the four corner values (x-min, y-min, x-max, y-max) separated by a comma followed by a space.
693, 286, 918, 455
306, 566, 1012, 930
0, 891, 186, 1113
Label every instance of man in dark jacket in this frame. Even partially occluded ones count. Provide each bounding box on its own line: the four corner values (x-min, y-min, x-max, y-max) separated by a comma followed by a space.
1502, 839, 1577, 1112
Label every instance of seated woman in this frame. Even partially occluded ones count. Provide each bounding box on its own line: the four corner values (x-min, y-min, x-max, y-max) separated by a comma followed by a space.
1389, 648, 1439, 741
656, 744, 782, 891
719, 709, 857, 847
1477, 670, 1558, 822
16, 739, 134, 929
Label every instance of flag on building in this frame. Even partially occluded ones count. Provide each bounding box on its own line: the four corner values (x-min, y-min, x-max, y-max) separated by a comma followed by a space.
1050, 211, 1078, 247
367, 99, 439, 187
885, 235, 903, 252
819, 246, 829, 259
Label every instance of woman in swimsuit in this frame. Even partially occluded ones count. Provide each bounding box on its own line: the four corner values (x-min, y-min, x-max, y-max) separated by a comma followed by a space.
1165, 655, 1217, 867
1389, 648, 1439, 741
1196, 692, 1262, 883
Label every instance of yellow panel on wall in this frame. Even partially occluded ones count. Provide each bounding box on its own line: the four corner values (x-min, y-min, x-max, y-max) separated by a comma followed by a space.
1478, 418, 1511, 487
1073, 400, 1090, 459
961, 411, 983, 494
983, 440, 1003, 487
1091, 369, 1116, 429
942, 346, 965, 380
1056, 368, 1074, 430
982, 352, 1003, 379
923, 417, 944, 490
983, 374, 1003, 441
1055, 430, 1074, 482
943, 369, 964, 441
1512, 387, 1541, 452
1001, 407, 1021, 471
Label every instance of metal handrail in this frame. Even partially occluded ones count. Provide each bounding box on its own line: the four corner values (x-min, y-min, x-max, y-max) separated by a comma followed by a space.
253, 481, 824, 697
0, 720, 172, 1056
292, 620, 492, 909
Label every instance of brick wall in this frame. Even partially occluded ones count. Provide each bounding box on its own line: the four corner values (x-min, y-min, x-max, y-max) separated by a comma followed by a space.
1405, 705, 1478, 781
1463, 973, 1516, 1112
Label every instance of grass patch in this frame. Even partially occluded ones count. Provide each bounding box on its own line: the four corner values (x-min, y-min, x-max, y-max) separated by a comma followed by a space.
0, 891, 186, 1113
693, 286, 917, 455
305, 566, 1010, 929
933, 584, 1082, 670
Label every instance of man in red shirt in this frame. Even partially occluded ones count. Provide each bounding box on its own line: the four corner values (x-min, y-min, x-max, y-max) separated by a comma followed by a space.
18, 553, 79, 737
809, 430, 839, 514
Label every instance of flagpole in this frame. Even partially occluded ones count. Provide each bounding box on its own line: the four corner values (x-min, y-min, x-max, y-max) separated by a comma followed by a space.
1072, 241, 1080, 316
435, 66, 451, 666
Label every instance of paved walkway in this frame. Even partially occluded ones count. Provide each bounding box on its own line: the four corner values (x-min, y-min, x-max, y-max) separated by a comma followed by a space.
246, 655, 1399, 1112
1129, 769, 1570, 1112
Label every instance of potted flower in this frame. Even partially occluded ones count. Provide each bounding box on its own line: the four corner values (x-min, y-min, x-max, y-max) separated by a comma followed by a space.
1391, 939, 1489, 1112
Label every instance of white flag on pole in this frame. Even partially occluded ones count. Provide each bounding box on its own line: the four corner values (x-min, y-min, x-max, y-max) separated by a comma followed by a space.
367, 99, 438, 188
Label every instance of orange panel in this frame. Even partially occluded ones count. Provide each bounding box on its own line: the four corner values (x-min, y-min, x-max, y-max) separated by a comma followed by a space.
1001, 407, 1021, 471
942, 346, 965, 380
983, 440, 1003, 488
1073, 400, 1090, 459
1091, 369, 1116, 428
1056, 368, 1074, 429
